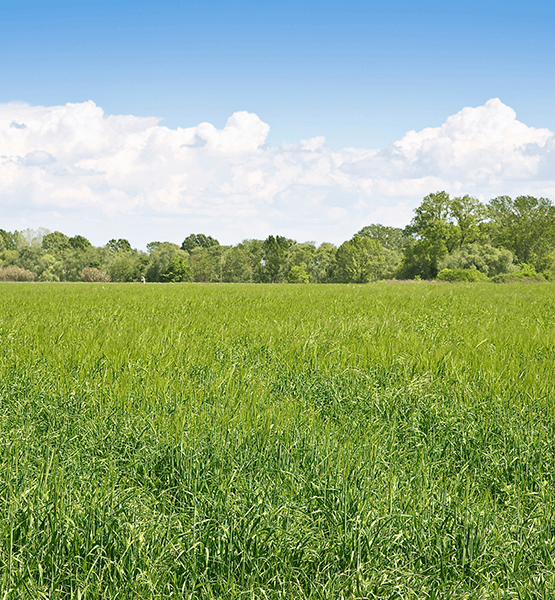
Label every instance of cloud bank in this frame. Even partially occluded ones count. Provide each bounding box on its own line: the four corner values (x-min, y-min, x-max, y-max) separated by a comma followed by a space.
1, 98, 554, 246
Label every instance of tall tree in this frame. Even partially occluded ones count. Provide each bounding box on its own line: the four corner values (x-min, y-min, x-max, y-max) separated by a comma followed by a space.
69, 235, 92, 251
107, 239, 132, 253
401, 191, 485, 279
262, 235, 294, 283
334, 236, 385, 283
450, 195, 486, 248
42, 231, 71, 252
181, 233, 219, 252
0, 229, 15, 251
356, 224, 408, 252
487, 195, 555, 271
222, 243, 254, 282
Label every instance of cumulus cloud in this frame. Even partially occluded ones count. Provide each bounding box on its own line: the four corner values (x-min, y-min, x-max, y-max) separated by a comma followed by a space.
1, 98, 554, 246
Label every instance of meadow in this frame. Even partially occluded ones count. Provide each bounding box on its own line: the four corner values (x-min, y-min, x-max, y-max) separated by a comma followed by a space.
0, 282, 554, 599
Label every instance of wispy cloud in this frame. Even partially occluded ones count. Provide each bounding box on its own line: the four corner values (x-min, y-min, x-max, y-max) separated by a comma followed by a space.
1, 98, 554, 245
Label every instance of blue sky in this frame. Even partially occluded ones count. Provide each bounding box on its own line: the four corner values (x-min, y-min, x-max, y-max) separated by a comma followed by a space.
1, 0, 554, 247
2, 0, 554, 149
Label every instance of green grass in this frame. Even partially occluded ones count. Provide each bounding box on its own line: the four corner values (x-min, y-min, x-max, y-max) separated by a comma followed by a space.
1, 282, 555, 599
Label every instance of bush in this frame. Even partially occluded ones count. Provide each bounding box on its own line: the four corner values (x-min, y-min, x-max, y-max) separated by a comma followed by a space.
0, 266, 35, 281
38, 270, 60, 282
81, 267, 111, 282
491, 263, 546, 283
436, 268, 488, 282
438, 243, 516, 277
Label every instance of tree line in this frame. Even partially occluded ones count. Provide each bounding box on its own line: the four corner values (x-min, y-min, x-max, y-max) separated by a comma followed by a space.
2, 192, 555, 283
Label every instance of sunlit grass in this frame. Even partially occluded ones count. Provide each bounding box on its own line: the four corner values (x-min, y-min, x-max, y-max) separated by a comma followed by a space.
1, 282, 554, 598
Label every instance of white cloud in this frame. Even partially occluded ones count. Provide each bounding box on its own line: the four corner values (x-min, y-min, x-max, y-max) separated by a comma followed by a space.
0, 98, 554, 247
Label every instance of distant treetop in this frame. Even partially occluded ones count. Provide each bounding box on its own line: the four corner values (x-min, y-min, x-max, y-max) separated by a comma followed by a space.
107, 239, 132, 253
356, 224, 408, 253
181, 234, 220, 252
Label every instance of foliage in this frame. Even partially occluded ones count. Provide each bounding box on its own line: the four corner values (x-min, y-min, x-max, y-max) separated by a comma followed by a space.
0, 229, 18, 251
400, 192, 486, 279
107, 238, 132, 253
334, 235, 385, 283
222, 243, 254, 282
310, 242, 337, 283
161, 254, 193, 282
381, 247, 403, 279
262, 235, 295, 282
69, 234, 92, 251
0, 265, 35, 281
438, 243, 516, 277
357, 223, 408, 252
181, 233, 219, 252
491, 263, 547, 283
436, 268, 489, 282
42, 231, 71, 252
487, 195, 555, 272
108, 250, 147, 282
288, 263, 309, 283
145, 242, 182, 282
2, 191, 555, 286
189, 246, 222, 283
285, 242, 336, 284
81, 267, 111, 282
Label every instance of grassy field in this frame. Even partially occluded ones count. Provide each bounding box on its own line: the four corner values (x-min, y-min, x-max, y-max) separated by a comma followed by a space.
1, 282, 555, 599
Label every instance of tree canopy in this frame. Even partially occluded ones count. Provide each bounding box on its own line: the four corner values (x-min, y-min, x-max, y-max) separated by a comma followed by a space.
2, 191, 554, 282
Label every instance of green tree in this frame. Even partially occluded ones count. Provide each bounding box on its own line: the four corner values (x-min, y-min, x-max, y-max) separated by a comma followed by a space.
16, 246, 45, 275
0, 229, 18, 251
108, 252, 147, 282
450, 195, 486, 248
0, 230, 10, 251
59, 247, 104, 281
69, 235, 92, 251
285, 242, 337, 283
37, 253, 62, 282
181, 233, 219, 252
222, 243, 253, 282
161, 254, 193, 282
400, 191, 486, 279
287, 243, 316, 281
356, 224, 409, 252
487, 195, 555, 272
334, 236, 385, 283
107, 238, 132, 253
189, 246, 223, 282
312, 243, 337, 283
42, 231, 71, 252
105, 240, 147, 282
262, 235, 294, 283
145, 242, 182, 282
244, 240, 265, 283
288, 264, 309, 283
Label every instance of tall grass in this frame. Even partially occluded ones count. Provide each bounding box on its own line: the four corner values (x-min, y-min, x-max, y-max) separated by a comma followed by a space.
0, 282, 554, 598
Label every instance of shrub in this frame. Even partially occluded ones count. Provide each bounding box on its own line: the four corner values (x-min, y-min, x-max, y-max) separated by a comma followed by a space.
436, 268, 488, 282
491, 263, 546, 283
0, 265, 35, 281
438, 243, 516, 277
81, 267, 111, 282
38, 270, 60, 282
